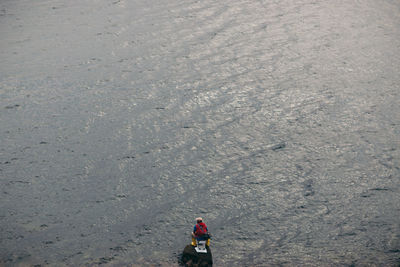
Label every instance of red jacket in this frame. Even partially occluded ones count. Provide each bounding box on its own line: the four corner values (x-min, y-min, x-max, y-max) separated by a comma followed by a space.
194, 222, 208, 237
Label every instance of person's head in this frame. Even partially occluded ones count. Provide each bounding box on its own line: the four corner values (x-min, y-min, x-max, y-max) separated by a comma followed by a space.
196, 217, 203, 223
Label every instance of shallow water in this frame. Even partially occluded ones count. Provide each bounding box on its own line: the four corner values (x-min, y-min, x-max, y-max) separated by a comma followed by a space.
1, 0, 400, 266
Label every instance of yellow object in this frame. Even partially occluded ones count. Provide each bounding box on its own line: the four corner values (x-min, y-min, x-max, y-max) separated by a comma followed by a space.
191, 237, 210, 247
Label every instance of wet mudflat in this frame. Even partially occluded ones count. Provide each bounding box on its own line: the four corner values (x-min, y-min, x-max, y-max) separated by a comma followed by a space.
1, 0, 400, 266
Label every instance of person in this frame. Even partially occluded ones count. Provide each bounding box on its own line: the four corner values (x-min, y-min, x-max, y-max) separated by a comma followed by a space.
192, 217, 208, 241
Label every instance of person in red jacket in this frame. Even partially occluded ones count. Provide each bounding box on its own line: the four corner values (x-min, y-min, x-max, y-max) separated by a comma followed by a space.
192, 217, 208, 241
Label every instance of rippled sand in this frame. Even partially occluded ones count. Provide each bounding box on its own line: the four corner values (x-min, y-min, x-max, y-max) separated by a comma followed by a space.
1, 0, 399, 266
